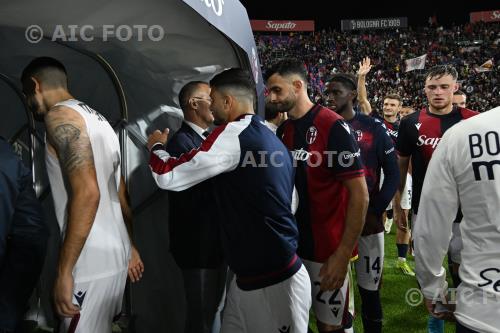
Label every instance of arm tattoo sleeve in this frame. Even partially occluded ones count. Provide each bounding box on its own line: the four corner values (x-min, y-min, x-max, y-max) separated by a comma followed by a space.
52, 123, 94, 174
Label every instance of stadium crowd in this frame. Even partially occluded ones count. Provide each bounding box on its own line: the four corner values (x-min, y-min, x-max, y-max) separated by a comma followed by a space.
256, 21, 499, 112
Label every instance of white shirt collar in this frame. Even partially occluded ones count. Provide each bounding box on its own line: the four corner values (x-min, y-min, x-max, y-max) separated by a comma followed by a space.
184, 120, 208, 138
264, 120, 278, 134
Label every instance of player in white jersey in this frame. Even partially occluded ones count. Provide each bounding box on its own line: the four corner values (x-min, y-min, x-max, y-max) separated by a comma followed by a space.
21, 57, 144, 333
414, 107, 500, 333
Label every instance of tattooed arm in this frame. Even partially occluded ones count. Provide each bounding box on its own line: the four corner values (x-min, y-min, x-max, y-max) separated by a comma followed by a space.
45, 106, 100, 317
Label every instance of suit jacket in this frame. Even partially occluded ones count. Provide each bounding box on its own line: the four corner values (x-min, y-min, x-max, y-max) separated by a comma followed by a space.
0, 137, 48, 330
165, 123, 223, 269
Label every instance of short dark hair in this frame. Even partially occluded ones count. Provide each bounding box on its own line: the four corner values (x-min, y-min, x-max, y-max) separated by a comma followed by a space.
264, 58, 308, 82
326, 73, 357, 91
454, 90, 466, 96
425, 64, 458, 81
21, 57, 68, 94
265, 106, 280, 121
210, 68, 256, 104
178, 81, 207, 111
383, 94, 402, 105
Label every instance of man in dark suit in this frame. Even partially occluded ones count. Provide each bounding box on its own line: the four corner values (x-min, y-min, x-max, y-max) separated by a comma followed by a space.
0, 137, 48, 332
166, 81, 226, 333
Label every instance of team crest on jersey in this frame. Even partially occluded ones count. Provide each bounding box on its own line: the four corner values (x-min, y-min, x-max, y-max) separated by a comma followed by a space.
355, 130, 363, 141
306, 126, 318, 144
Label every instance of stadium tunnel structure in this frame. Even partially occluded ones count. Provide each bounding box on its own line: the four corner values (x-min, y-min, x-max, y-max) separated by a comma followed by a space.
0, 0, 263, 331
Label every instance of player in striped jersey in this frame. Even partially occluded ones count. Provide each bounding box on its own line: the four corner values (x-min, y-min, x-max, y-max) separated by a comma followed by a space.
267, 59, 369, 333
325, 73, 399, 333
396, 64, 479, 333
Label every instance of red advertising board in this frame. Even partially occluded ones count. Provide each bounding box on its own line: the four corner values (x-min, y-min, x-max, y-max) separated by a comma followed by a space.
250, 20, 315, 32
470, 10, 500, 23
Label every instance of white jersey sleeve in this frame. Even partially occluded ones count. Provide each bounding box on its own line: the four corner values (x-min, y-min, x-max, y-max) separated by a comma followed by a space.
149, 117, 247, 191
414, 130, 455, 299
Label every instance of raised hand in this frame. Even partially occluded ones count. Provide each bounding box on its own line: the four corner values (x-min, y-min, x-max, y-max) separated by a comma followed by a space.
358, 57, 372, 77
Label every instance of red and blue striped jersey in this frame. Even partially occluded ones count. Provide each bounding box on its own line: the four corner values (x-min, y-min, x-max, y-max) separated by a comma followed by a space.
348, 112, 399, 234
396, 106, 479, 213
277, 105, 365, 262
370, 112, 399, 146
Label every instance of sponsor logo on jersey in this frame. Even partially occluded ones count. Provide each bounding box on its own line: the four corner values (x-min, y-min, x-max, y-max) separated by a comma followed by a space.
341, 149, 361, 161
417, 135, 441, 149
306, 126, 318, 144
469, 132, 500, 180
415, 122, 422, 130
473, 160, 500, 181
291, 148, 312, 161
387, 128, 398, 138
478, 267, 500, 291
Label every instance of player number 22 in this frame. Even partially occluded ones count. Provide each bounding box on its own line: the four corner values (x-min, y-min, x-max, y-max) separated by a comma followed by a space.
313, 282, 341, 305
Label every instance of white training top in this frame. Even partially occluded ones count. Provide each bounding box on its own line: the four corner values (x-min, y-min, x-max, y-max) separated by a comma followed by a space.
415, 107, 500, 332
46, 99, 130, 283
264, 119, 299, 215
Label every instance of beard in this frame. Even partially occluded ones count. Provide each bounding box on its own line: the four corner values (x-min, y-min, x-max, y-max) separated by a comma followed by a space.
32, 111, 45, 122
266, 94, 296, 114
212, 108, 226, 126
27, 98, 45, 122
333, 103, 349, 115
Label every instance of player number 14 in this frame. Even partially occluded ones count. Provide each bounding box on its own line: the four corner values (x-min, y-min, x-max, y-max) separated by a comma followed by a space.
364, 256, 381, 274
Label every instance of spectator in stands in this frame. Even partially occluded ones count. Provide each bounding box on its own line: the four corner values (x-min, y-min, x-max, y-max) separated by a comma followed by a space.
452, 90, 467, 108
